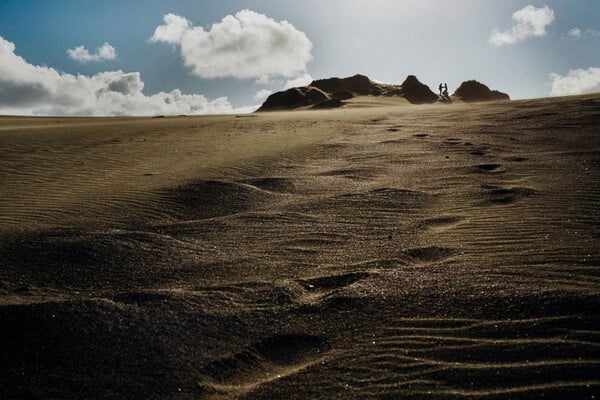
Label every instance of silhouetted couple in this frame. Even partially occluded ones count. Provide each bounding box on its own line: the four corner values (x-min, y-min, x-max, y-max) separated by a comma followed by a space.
438, 82, 449, 99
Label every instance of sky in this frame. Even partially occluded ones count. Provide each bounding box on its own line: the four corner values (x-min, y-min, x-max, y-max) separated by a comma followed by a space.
0, 0, 599, 116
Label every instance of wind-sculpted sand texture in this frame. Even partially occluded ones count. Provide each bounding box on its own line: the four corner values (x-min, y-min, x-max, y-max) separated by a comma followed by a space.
1, 95, 599, 399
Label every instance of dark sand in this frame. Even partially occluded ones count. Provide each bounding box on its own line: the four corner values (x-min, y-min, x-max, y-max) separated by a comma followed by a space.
1, 95, 599, 399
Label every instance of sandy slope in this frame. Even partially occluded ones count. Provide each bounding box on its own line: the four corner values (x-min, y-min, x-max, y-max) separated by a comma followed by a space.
1, 95, 599, 399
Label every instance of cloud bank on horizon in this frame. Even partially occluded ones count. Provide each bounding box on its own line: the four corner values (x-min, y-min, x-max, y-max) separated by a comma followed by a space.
0, 36, 250, 116
550, 67, 600, 96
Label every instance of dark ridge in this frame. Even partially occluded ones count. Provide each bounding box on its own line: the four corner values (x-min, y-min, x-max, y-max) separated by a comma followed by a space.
453, 80, 510, 102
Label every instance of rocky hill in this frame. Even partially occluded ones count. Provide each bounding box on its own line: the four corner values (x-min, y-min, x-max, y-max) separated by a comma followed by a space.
452, 80, 510, 102
257, 74, 508, 111
258, 74, 440, 111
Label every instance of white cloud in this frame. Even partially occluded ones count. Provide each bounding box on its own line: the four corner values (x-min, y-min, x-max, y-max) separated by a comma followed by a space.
550, 67, 600, 96
254, 89, 272, 102
490, 5, 555, 46
0, 35, 251, 116
568, 27, 600, 39
568, 28, 582, 39
283, 73, 313, 89
67, 42, 117, 62
150, 9, 313, 80
150, 13, 191, 44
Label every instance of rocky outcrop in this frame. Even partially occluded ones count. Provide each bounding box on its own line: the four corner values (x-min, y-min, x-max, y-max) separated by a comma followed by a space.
452, 80, 510, 102
400, 75, 439, 104
258, 74, 439, 111
257, 86, 333, 111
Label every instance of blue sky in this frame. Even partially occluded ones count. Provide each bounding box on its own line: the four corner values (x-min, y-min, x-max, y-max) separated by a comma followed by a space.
0, 0, 598, 115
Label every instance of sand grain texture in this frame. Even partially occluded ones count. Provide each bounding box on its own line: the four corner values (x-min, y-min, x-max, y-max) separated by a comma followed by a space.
1, 95, 599, 399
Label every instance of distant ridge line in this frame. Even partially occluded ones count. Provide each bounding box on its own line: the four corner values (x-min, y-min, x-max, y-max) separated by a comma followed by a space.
257, 74, 509, 111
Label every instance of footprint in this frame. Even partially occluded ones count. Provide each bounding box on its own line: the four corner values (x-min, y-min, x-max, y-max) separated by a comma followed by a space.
482, 186, 536, 206
503, 156, 528, 162
295, 272, 372, 311
199, 334, 329, 397
474, 163, 502, 173
469, 150, 486, 156
299, 272, 371, 291
444, 138, 461, 145
162, 179, 279, 220
368, 117, 386, 125
403, 246, 455, 263
421, 216, 463, 231
380, 139, 403, 144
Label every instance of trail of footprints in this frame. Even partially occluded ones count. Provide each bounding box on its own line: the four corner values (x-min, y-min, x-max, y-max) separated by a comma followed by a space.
384, 128, 536, 211
14, 125, 583, 398
434, 133, 536, 208
191, 242, 460, 397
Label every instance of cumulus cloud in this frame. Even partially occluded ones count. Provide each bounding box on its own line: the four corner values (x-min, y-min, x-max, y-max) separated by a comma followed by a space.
550, 67, 600, 96
0, 35, 249, 116
67, 42, 117, 62
490, 5, 554, 46
150, 9, 313, 80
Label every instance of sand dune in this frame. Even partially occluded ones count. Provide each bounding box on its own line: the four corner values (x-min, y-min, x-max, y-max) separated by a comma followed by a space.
1, 94, 599, 399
